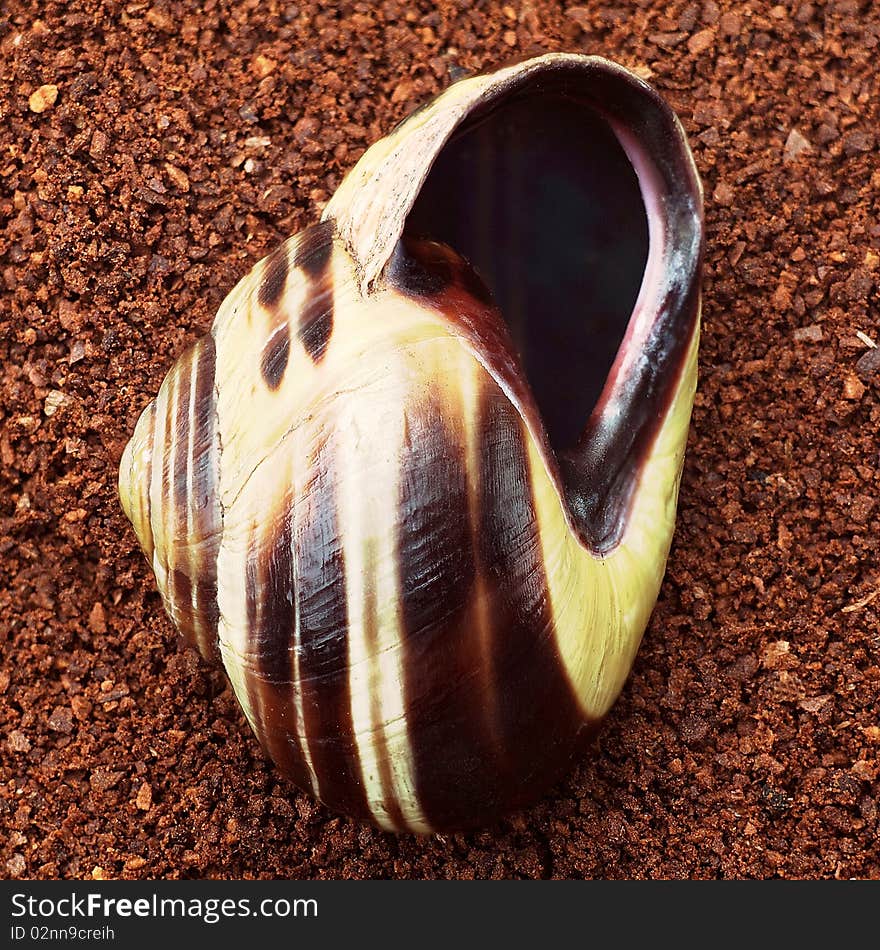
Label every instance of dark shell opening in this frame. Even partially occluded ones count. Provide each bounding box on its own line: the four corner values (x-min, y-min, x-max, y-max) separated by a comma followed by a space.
402, 62, 702, 551
406, 90, 648, 457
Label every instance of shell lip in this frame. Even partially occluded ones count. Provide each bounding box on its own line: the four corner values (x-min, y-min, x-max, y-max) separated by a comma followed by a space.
562, 80, 704, 553
327, 53, 703, 555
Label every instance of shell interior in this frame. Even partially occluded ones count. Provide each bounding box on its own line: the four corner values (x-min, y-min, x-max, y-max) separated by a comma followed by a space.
406, 89, 649, 456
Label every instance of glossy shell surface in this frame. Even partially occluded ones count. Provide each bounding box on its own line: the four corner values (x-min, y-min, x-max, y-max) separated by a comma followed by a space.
119, 53, 702, 832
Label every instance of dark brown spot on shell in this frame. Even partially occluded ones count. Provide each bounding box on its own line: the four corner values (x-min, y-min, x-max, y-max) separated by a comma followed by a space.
258, 245, 290, 310
388, 235, 494, 307
299, 278, 333, 364
260, 322, 291, 389
294, 220, 335, 364
294, 218, 335, 277
253, 510, 296, 687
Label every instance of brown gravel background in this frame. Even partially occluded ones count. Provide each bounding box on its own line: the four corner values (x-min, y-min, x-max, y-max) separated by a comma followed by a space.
1, 0, 879, 880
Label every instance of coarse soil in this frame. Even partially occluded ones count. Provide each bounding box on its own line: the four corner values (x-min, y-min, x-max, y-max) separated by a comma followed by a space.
1, 0, 879, 880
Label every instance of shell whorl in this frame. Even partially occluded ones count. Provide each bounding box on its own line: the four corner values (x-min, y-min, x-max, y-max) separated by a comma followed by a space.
119, 332, 221, 662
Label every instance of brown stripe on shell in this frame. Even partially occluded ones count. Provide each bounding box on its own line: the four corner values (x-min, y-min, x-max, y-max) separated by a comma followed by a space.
189, 334, 221, 660
401, 379, 586, 831
159, 368, 175, 542
157, 365, 196, 640
140, 399, 157, 562
155, 337, 222, 662
397, 389, 501, 831
472, 384, 586, 819
294, 219, 335, 364
294, 441, 371, 824
170, 345, 196, 644
244, 514, 314, 795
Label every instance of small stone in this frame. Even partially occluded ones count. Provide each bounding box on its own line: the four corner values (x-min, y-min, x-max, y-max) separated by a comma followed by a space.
44, 390, 67, 417
58, 299, 82, 331
48, 706, 74, 734
718, 11, 741, 35
850, 760, 877, 782
713, 180, 735, 205
729, 241, 746, 266
793, 324, 823, 343
71, 695, 93, 721
69, 340, 87, 365
849, 494, 874, 523
164, 163, 190, 192
842, 372, 866, 401
135, 782, 153, 811
771, 282, 792, 311
798, 694, 832, 715
146, 7, 174, 31
8, 730, 31, 753
649, 31, 688, 48
89, 130, 109, 157
390, 80, 414, 104
6, 854, 26, 878
293, 116, 320, 144
566, 7, 592, 31
842, 129, 875, 156
29, 84, 58, 113
680, 714, 711, 745
687, 28, 716, 54
91, 866, 110, 880
503, 30, 518, 47
90, 769, 124, 792
88, 602, 107, 634
855, 348, 880, 380
252, 54, 276, 78
784, 128, 811, 163
816, 123, 838, 145
761, 640, 791, 669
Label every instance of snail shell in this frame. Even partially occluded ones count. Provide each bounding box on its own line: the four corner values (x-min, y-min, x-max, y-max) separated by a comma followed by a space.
119, 53, 703, 832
